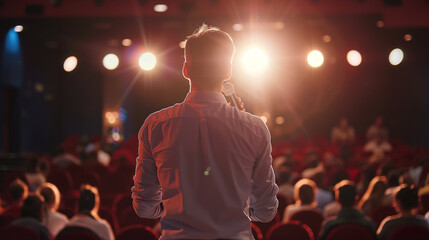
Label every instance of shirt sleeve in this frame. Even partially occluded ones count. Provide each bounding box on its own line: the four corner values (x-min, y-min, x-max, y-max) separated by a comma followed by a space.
131, 118, 164, 219
248, 122, 279, 223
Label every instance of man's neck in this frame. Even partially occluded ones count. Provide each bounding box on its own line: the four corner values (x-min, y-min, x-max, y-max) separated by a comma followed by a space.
190, 82, 223, 93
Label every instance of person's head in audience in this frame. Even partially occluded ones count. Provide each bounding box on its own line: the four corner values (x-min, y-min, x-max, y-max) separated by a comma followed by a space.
78, 184, 100, 219
387, 170, 400, 188
334, 180, 356, 208
37, 183, 61, 212
393, 185, 418, 214
9, 179, 29, 206
399, 172, 414, 186
359, 176, 388, 209
21, 194, 45, 222
339, 117, 349, 128
375, 116, 383, 127
312, 171, 326, 189
294, 178, 317, 206
277, 166, 292, 185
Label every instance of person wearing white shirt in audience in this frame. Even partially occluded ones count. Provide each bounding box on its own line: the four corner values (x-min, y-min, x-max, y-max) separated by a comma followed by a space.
67, 185, 114, 240
38, 183, 68, 237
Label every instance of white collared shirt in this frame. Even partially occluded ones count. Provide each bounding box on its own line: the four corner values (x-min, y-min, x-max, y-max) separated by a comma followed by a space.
132, 91, 279, 240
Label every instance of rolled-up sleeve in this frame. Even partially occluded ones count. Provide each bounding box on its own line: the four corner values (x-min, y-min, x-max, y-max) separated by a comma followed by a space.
249, 123, 279, 222
131, 119, 163, 219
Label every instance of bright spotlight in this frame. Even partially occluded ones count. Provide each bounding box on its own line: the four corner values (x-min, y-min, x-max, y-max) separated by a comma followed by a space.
307, 50, 324, 68
14, 25, 23, 33
154, 4, 168, 12
389, 48, 404, 66
139, 52, 157, 71
275, 116, 285, 125
242, 48, 268, 74
347, 50, 362, 67
103, 54, 119, 70
63, 56, 78, 72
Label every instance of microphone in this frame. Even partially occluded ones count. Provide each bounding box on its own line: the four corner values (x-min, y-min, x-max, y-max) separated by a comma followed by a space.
222, 82, 244, 110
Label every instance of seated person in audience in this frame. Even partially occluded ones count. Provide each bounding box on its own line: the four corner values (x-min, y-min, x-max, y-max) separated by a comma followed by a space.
283, 178, 321, 221
377, 185, 428, 240
320, 180, 376, 240
277, 166, 294, 202
358, 176, 390, 216
331, 117, 355, 144
25, 158, 49, 192
2, 179, 29, 218
418, 173, 429, 196
385, 170, 400, 203
313, 171, 334, 211
366, 116, 389, 142
364, 136, 392, 161
12, 194, 51, 240
38, 183, 69, 237
53, 145, 81, 169
67, 185, 114, 240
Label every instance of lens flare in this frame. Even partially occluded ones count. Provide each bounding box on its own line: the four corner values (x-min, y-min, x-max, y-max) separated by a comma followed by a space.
242, 48, 268, 74
139, 52, 157, 71
14, 25, 23, 33
63, 56, 78, 72
307, 50, 324, 68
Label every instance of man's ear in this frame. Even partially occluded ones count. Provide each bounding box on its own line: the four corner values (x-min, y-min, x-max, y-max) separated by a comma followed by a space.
183, 62, 190, 80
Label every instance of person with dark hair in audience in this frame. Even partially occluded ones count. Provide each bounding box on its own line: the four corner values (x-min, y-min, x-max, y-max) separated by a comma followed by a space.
277, 166, 295, 202
283, 178, 321, 221
313, 170, 334, 211
67, 185, 114, 240
320, 180, 376, 240
331, 117, 355, 144
358, 176, 390, 216
2, 179, 29, 218
366, 116, 389, 142
12, 194, 51, 240
377, 185, 428, 240
37, 182, 68, 237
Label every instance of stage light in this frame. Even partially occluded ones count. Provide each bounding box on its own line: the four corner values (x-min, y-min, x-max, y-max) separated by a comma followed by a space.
139, 52, 157, 71
232, 23, 243, 31
260, 116, 268, 124
307, 50, 324, 68
389, 48, 404, 66
63, 56, 78, 72
322, 35, 331, 43
347, 50, 362, 67
377, 20, 384, 28
154, 4, 168, 12
122, 39, 132, 47
274, 22, 284, 30
404, 34, 412, 41
14, 25, 23, 32
103, 53, 119, 70
179, 40, 186, 49
275, 116, 285, 125
242, 48, 268, 74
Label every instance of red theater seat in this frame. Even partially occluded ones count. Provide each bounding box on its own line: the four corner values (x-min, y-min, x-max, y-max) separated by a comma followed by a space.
0, 225, 40, 240
116, 224, 158, 240
55, 226, 101, 240
390, 225, 429, 240
266, 221, 314, 240
290, 210, 324, 237
370, 205, 397, 227
325, 224, 376, 240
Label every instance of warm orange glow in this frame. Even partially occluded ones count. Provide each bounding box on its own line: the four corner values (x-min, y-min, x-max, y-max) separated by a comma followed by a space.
242, 48, 268, 74
63, 56, 78, 72
139, 52, 157, 71
347, 50, 362, 67
103, 54, 119, 70
307, 50, 324, 68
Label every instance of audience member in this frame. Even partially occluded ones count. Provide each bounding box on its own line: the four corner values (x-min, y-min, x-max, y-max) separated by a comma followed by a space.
12, 194, 51, 240
331, 117, 355, 144
53, 145, 81, 169
277, 166, 294, 202
377, 185, 428, 240
283, 178, 321, 221
2, 179, 29, 218
366, 116, 389, 141
419, 173, 429, 196
358, 176, 390, 216
313, 171, 334, 211
38, 183, 69, 237
25, 158, 49, 192
364, 136, 392, 163
320, 180, 376, 240
385, 170, 400, 202
67, 185, 114, 240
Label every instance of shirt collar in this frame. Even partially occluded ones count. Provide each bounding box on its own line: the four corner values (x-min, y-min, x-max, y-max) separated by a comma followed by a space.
184, 91, 228, 104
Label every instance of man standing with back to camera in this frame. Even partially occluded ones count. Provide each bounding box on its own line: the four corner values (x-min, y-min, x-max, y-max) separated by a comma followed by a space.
132, 24, 278, 240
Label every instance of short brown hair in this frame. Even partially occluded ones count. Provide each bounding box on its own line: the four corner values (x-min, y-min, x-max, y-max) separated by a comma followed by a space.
184, 24, 235, 86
